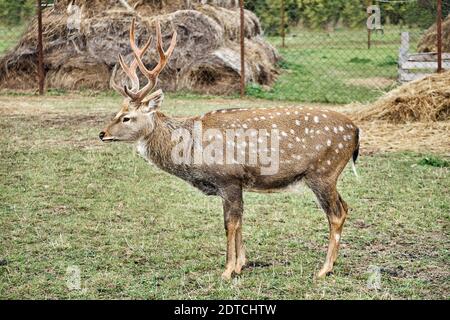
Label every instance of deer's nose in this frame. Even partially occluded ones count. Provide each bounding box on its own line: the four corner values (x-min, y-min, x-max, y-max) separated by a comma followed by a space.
99, 131, 105, 141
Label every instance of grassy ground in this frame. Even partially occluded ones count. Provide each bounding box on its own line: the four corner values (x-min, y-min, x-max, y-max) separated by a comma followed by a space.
0, 25, 26, 55
0, 95, 449, 299
248, 26, 425, 104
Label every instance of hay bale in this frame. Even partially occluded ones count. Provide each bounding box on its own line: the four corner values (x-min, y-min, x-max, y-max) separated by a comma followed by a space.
354, 71, 450, 123
0, 1, 279, 94
418, 14, 450, 53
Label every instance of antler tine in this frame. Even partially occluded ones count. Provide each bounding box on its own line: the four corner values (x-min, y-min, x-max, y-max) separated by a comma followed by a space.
131, 20, 177, 102
110, 64, 129, 98
112, 18, 152, 99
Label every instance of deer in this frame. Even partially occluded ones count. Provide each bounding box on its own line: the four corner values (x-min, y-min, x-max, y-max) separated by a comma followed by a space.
99, 18, 360, 280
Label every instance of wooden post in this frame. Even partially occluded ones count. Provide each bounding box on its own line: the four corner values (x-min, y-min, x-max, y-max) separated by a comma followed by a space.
37, 0, 44, 95
437, 0, 443, 73
398, 32, 410, 82
239, 0, 245, 98
281, 0, 285, 48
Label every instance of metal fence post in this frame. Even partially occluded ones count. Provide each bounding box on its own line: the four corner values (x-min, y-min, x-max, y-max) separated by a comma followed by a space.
281, 0, 285, 48
37, 0, 44, 95
437, 0, 443, 73
239, 0, 245, 97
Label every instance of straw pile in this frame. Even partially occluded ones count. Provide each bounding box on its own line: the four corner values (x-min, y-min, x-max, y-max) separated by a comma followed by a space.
418, 14, 450, 53
354, 71, 450, 123
0, 0, 279, 94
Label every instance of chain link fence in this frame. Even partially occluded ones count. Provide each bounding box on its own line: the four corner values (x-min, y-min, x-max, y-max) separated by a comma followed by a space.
0, 1, 37, 56
0, 0, 448, 104
246, 0, 449, 103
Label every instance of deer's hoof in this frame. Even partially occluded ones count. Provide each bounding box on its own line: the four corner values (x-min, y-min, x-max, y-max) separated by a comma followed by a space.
234, 260, 246, 275
316, 267, 333, 278
221, 270, 233, 281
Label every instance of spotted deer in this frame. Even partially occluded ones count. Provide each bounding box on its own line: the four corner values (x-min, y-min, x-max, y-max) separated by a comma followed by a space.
100, 19, 360, 280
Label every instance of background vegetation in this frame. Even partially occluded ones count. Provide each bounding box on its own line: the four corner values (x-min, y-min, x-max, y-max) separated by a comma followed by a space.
245, 0, 443, 35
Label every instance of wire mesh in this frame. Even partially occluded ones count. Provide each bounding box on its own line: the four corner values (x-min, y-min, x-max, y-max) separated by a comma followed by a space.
245, 0, 448, 104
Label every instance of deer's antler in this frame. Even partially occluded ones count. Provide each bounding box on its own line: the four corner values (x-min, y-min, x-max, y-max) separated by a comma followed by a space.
110, 18, 177, 102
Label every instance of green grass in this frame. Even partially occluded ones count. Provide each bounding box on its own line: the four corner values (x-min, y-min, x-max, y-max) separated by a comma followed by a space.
0, 95, 449, 299
0, 25, 26, 55
248, 26, 426, 104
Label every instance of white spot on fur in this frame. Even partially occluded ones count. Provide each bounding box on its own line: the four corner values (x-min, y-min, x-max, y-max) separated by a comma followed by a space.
314, 116, 319, 123
295, 120, 301, 126
327, 139, 332, 146
339, 126, 344, 132
325, 126, 330, 131
290, 129, 295, 134
272, 124, 277, 129
338, 143, 344, 149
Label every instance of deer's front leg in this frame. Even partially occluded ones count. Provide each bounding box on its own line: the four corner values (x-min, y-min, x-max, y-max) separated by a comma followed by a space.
221, 185, 244, 280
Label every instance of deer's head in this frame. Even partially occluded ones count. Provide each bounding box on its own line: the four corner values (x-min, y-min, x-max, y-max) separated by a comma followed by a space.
99, 18, 177, 143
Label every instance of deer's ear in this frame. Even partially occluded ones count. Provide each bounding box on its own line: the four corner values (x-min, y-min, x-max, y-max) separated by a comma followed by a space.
142, 89, 164, 113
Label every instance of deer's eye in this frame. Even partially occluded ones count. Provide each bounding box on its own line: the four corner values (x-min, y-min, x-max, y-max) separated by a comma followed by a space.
122, 117, 131, 123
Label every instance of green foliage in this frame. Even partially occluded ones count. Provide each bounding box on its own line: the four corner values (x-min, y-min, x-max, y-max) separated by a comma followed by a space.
246, 0, 300, 36
348, 57, 372, 64
418, 156, 450, 168
246, 0, 439, 33
0, 0, 35, 26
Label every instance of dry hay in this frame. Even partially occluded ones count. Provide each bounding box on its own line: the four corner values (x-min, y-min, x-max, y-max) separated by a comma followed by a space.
356, 120, 450, 156
353, 71, 450, 124
418, 14, 450, 53
0, 0, 279, 94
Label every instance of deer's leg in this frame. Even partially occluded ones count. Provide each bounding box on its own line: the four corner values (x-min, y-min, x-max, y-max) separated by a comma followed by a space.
221, 184, 244, 280
234, 217, 246, 274
309, 181, 348, 278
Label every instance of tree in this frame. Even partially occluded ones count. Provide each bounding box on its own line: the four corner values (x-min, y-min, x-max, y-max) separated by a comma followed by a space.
0, 0, 35, 26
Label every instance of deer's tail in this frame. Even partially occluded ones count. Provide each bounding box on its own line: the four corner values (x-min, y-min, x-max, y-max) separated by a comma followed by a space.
351, 127, 360, 178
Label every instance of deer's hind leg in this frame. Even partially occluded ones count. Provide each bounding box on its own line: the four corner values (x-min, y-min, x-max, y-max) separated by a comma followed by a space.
220, 184, 245, 280
307, 178, 348, 278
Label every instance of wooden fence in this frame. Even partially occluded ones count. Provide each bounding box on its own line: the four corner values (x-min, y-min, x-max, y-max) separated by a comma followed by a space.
398, 32, 450, 83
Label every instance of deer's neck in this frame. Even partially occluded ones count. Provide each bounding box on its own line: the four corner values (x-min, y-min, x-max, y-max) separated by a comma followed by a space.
137, 112, 194, 173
